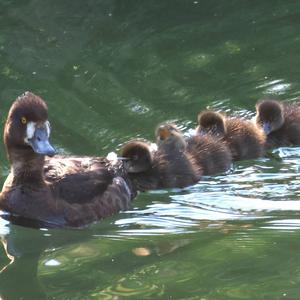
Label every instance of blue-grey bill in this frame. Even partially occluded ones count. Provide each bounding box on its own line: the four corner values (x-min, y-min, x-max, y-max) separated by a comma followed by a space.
28, 127, 56, 157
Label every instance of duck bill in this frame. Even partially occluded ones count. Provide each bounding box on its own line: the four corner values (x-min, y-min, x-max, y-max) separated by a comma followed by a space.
28, 127, 56, 157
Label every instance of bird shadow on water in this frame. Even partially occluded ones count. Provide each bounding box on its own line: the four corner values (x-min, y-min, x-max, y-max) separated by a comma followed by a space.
0, 214, 104, 300
0, 220, 48, 299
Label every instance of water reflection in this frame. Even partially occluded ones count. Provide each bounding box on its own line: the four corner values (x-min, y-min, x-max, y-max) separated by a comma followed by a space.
0, 222, 115, 300
0, 225, 47, 299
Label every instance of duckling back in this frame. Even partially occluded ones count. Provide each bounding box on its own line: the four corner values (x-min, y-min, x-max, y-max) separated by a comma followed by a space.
224, 118, 266, 160
186, 134, 232, 175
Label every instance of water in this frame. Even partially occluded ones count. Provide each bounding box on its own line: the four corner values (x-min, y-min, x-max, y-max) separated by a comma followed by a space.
1, 0, 300, 299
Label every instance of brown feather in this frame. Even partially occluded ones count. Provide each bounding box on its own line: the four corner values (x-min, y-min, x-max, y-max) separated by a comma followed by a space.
186, 134, 232, 175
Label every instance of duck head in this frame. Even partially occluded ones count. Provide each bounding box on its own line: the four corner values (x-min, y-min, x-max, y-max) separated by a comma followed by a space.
196, 111, 226, 136
255, 100, 284, 135
121, 140, 155, 173
4, 92, 56, 159
155, 123, 186, 152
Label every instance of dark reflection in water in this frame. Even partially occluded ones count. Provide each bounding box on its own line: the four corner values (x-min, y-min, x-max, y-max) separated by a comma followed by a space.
0, 225, 47, 299
1, 0, 300, 299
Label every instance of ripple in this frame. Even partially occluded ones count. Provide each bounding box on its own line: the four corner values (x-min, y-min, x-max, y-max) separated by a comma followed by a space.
256, 79, 291, 95
262, 219, 300, 231
273, 147, 300, 158
87, 265, 165, 299
0, 213, 10, 236
112, 145, 300, 235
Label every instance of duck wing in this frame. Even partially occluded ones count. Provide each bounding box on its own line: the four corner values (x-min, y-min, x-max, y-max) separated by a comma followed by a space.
43, 155, 127, 204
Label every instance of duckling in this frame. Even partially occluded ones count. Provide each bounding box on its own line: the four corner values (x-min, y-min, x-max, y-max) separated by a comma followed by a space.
0, 92, 136, 228
155, 123, 202, 187
121, 123, 202, 190
196, 110, 265, 160
255, 99, 300, 148
186, 133, 232, 176
121, 139, 159, 191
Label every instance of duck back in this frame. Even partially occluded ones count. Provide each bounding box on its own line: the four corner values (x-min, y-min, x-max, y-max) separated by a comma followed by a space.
1, 156, 136, 228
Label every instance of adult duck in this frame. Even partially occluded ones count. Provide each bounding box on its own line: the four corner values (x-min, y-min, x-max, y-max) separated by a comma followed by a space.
196, 110, 265, 160
255, 99, 300, 148
0, 92, 136, 228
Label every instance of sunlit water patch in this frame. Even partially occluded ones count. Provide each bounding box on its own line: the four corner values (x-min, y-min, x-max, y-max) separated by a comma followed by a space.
114, 146, 300, 236
256, 79, 292, 95
0, 216, 9, 236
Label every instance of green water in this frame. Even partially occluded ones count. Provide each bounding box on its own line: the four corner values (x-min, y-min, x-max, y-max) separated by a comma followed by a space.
1, 0, 300, 299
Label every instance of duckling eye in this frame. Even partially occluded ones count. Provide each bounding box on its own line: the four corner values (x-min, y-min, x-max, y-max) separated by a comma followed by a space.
21, 117, 27, 124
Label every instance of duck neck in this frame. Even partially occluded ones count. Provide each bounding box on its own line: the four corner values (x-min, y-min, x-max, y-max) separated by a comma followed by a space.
8, 148, 46, 186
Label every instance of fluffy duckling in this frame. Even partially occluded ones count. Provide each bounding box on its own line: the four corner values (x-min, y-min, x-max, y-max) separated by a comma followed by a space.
196, 110, 265, 160
255, 99, 300, 148
0, 92, 136, 228
186, 133, 232, 176
121, 123, 202, 190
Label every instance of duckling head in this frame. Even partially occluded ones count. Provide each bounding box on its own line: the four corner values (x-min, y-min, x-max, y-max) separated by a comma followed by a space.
255, 99, 284, 135
197, 110, 226, 136
121, 140, 155, 173
4, 91, 56, 158
155, 123, 186, 152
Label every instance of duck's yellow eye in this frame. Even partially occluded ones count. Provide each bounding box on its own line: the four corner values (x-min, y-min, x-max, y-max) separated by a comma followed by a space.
21, 117, 27, 124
